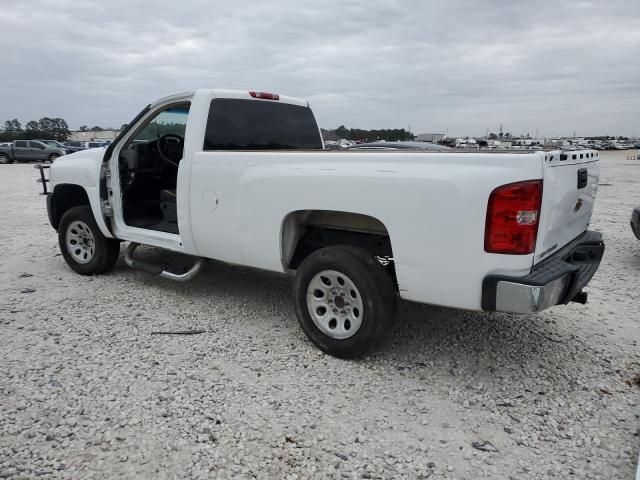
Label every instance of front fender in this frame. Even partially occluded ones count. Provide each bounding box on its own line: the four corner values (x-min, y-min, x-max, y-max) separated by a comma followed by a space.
49, 149, 114, 238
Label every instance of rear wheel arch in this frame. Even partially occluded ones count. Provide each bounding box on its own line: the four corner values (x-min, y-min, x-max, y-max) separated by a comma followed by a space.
280, 209, 397, 287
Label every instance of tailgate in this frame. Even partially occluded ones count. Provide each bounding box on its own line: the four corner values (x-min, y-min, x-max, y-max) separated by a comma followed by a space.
534, 150, 599, 265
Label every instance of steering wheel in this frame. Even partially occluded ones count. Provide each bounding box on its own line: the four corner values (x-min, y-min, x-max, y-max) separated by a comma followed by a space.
157, 133, 184, 168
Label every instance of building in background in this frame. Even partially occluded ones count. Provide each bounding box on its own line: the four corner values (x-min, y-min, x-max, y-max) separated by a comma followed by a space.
69, 130, 120, 142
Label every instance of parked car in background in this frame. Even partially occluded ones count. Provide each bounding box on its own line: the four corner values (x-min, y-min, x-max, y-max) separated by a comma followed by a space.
63, 141, 87, 153
34, 139, 68, 150
0, 140, 67, 164
86, 141, 109, 148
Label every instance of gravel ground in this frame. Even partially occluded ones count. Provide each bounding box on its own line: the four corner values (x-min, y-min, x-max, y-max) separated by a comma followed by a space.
1, 152, 639, 479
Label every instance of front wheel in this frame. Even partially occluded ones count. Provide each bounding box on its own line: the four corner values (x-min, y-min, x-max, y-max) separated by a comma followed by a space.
293, 245, 397, 358
58, 205, 120, 275
47, 153, 60, 163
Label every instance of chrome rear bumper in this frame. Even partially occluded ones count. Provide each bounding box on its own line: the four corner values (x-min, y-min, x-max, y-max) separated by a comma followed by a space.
494, 276, 570, 313
482, 231, 604, 314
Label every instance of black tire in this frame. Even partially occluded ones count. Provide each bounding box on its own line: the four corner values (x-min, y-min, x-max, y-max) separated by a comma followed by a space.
58, 205, 120, 275
48, 153, 60, 163
0, 153, 11, 164
293, 245, 397, 358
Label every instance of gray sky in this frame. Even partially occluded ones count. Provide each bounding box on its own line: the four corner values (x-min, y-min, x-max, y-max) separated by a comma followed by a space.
1, 0, 638, 136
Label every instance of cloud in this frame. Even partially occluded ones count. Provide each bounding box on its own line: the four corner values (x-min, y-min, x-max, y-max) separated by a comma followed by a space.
1, 0, 638, 136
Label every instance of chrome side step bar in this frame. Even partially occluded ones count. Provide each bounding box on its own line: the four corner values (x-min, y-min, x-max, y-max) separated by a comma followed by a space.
124, 242, 204, 282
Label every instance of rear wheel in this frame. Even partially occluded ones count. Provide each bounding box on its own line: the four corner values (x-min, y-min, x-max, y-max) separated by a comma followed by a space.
0, 153, 10, 164
58, 206, 120, 275
293, 245, 397, 358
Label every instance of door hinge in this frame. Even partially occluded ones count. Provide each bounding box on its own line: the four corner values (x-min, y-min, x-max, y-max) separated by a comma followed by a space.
101, 200, 113, 217
101, 164, 111, 180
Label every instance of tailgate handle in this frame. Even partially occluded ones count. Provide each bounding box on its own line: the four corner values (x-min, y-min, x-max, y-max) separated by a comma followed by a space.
577, 168, 588, 189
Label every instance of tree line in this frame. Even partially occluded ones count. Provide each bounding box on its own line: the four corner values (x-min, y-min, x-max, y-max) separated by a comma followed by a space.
1, 118, 72, 142
328, 125, 415, 142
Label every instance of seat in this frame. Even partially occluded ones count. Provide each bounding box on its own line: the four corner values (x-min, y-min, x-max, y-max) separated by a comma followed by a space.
160, 189, 178, 228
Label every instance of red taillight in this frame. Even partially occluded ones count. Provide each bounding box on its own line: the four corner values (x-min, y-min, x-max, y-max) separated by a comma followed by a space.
485, 180, 543, 254
249, 91, 279, 100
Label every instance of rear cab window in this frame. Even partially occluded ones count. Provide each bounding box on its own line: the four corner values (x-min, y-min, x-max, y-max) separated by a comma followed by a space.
203, 98, 322, 151
15, 140, 27, 148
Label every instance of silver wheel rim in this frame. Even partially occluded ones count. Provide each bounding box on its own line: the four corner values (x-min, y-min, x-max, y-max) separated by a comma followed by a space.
0, 155, 7, 164
66, 220, 95, 264
306, 269, 364, 339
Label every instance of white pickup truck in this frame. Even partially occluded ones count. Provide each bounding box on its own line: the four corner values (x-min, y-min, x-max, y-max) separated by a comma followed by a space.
38, 89, 605, 357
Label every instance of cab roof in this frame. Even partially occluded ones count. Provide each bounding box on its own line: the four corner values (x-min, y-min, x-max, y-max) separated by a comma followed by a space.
151, 89, 309, 108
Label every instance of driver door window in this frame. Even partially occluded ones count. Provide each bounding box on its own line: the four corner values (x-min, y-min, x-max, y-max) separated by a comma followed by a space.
123, 103, 190, 169
132, 107, 189, 143
118, 102, 190, 235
